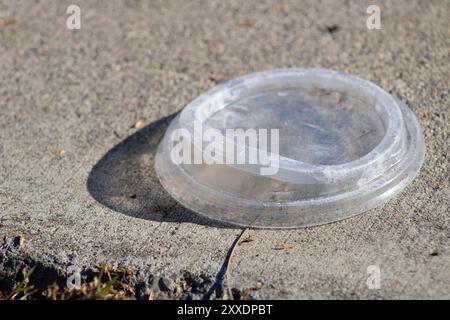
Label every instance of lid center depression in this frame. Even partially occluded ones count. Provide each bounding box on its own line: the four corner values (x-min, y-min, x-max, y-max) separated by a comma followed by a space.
205, 88, 386, 166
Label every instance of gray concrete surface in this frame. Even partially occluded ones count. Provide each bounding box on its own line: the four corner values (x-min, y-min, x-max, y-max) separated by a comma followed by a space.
0, 0, 449, 299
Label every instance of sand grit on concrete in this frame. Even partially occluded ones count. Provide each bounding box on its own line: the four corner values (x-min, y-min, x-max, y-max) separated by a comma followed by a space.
0, 0, 449, 299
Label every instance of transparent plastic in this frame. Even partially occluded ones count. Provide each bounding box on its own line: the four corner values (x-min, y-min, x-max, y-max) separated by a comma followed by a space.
155, 68, 425, 228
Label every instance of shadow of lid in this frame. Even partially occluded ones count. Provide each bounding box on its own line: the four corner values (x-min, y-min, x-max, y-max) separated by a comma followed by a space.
86, 112, 235, 229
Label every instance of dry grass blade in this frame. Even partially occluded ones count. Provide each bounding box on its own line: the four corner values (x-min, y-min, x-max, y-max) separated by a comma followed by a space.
225, 228, 251, 300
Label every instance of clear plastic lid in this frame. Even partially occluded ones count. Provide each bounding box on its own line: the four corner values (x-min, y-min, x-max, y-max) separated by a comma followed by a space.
155, 68, 425, 228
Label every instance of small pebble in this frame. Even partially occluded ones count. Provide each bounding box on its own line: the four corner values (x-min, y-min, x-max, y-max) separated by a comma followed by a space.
134, 120, 144, 129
